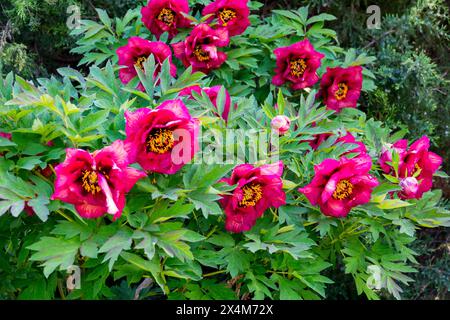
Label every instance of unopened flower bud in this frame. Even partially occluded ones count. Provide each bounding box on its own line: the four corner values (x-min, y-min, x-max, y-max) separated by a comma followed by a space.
400, 177, 419, 197
271, 115, 290, 135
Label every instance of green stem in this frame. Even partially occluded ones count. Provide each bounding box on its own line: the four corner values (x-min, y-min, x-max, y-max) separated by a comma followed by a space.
56, 209, 73, 222
203, 270, 227, 277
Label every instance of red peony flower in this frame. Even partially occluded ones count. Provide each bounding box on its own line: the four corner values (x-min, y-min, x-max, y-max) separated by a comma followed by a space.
202, 0, 251, 37
117, 36, 177, 91
299, 155, 379, 218
51, 140, 146, 220
317, 66, 363, 112
219, 161, 286, 233
124, 99, 199, 174
179, 85, 231, 122
172, 24, 230, 73
379, 136, 442, 199
141, 0, 191, 39
272, 39, 325, 90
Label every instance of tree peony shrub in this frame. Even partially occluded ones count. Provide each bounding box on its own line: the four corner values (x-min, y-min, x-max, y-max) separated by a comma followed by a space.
0, 1, 448, 301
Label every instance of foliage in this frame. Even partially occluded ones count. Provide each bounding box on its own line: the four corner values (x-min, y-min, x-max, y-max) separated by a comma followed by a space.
0, 0, 143, 77
0, 1, 449, 300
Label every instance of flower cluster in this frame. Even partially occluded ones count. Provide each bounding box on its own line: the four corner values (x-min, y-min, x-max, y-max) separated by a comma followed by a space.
171, 0, 250, 73
272, 41, 363, 113
379, 136, 442, 199
42, 0, 444, 234
52, 100, 199, 220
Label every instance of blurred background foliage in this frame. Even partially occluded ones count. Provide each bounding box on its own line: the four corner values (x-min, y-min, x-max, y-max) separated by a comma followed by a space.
0, 0, 448, 300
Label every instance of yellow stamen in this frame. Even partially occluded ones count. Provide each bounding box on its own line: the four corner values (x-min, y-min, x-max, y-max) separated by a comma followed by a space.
135, 56, 147, 70
335, 82, 348, 100
193, 45, 210, 62
98, 167, 110, 180
290, 58, 307, 77
157, 8, 175, 27
218, 8, 237, 26
81, 170, 101, 195
146, 128, 175, 154
239, 183, 263, 208
332, 179, 353, 200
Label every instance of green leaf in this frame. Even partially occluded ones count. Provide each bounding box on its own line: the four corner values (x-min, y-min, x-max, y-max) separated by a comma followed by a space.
134, 230, 157, 260
27, 196, 50, 222
80, 110, 109, 133
393, 219, 416, 236
207, 233, 235, 248
51, 220, 93, 240
28, 237, 80, 277
149, 200, 194, 223
306, 13, 337, 25
224, 248, 251, 277
157, 230, 194, 262
120, 251, 167, 294
99, 229, 133, 271
377, 199, 412, 210
277, 277, 302, 300
17, 157, 42, 170
80, 240, 98, 258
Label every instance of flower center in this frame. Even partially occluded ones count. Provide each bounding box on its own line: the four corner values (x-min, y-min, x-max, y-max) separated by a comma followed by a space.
146, 128, 175, 154
134, 56, 147, 70
157, 8, 175, 27
335, 82, 348, 100
193, 45, 210, 62
239, 183, 263, 208
413, 163, 422, 175
81, 170, 101, 195
218, 8, 237, 26
290, 58, 307, 77
332, 179, 353, 200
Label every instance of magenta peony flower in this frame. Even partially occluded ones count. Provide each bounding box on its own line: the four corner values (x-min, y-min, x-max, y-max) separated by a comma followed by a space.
379, 136, 442, 199
272, 39, 325, 90
202, 0, 251, 36
299, 155, 379, 218
117, 36, 177, 91
0, 132, 12, 140
51, 140, 146, 220
124, 99, 199, 174
219, 161, 286, 233
271, 115, 291, 135
179, 85, 231, 122
317, 66, 363, 112
172, 24, 230, 73
141, 0, 191, 39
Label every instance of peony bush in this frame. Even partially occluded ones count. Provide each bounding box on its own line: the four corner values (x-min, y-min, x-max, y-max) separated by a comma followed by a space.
0, 0, 449, 300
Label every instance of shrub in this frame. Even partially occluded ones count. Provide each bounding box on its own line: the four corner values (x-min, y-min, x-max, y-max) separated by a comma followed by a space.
0, 1, 448, 300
